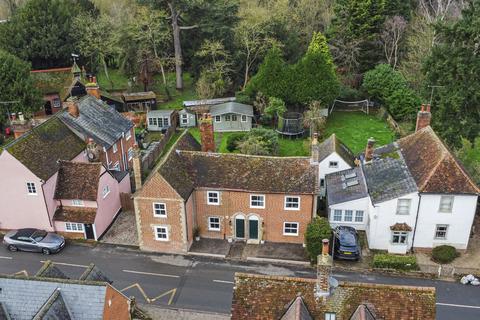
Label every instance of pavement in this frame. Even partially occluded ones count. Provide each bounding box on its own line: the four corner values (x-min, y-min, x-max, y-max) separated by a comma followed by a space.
0, 243, 479, 320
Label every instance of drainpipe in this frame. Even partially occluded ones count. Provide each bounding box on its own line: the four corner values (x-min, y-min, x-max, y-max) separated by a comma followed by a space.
40, 181, 53, 228
410, 193, 422, 253
104, 146, 110, 169
120, 133, 126, 170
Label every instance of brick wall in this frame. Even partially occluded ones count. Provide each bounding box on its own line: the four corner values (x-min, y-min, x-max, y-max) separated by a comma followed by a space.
103, 127, 136, 171
102, 285, 131, 320
194, 189, 314, 244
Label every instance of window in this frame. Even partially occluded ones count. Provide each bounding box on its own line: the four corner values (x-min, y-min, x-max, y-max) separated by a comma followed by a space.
112, 162, 120, 171
392, 231, 408, 244
284, 196, 300, 210
148, 117, 157, 126
112, 143, 118, 153
320, 179, 325, 187
26, 182, 37, 195
181, 114, 188, 125
250, 195, 265, 208
65, 222, 84, 232
208, 217, 220, 231
102, 185, 110, 198
215, 115, 221, 122
154, 226, 169, 241
52, 98, 61, 108
325, 313, 336, 320
128, 147, 134, 161
231, 114, 237, 121
355, 210, 364, 222
241, 115, 247, 122
283, 222, 299, 236
125, 130, 131, 140
435, 224, 448, 240
225, 114, 231, 121
207, 191, 220, 205
344, 210, 353, 222
329, 161, 338, 168
153, 203, 167, 217
158, 117, 169, 127
439, 196, 454, 213
72, 199, 84, 207
333, 210, 342, 222
396, 199, 411, 215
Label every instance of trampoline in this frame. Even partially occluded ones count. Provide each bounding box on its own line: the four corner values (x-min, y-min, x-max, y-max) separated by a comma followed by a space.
275, 112, 305, 137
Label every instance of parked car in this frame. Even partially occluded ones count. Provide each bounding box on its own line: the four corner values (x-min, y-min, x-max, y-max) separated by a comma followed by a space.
333, 226, 361, 261
3, 228, 65, 255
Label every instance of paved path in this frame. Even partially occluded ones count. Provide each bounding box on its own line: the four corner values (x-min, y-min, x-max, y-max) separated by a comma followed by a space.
0, 243, 479, 319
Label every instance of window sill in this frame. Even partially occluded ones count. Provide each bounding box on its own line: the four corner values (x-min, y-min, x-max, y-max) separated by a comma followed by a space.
208, 228, 221, 232
153, 214, 167, 218
250, 206, 265, 209
207, 203, 220, 206
155, 238, 169, 242
283, 233, 299, 237
284, 207, 300, 211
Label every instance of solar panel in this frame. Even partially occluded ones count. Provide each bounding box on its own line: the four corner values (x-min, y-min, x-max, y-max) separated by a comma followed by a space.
346, 179, 359, 187
345, 172, 357, 179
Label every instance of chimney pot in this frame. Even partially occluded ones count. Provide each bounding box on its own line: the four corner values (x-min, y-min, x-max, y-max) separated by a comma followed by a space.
322, 239, 330, 256
67, 101, 79, 118
415, 104, 432, 132
364, 137, 376, 162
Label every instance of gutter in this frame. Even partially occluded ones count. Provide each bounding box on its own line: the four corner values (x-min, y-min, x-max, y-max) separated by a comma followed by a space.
410, 193, 422, 253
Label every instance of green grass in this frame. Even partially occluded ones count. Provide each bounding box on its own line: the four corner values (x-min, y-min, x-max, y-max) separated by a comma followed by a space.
96, 68, 197, 110
325, 112, 396, 154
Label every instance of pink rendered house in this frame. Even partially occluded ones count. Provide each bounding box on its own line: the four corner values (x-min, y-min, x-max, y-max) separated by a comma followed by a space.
0, 116, 130, 240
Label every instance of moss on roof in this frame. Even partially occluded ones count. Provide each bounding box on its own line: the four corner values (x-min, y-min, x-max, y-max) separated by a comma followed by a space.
6, 117, 85, 180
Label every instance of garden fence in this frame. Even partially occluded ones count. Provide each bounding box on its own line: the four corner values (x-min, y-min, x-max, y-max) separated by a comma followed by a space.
141, 126, 175, 171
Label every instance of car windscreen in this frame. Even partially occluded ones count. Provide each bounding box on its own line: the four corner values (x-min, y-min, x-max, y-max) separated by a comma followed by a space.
339, 232, 357, 247
31, 230, 47, 242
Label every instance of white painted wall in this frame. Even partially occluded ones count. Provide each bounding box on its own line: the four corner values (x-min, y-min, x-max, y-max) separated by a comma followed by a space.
366, 192, 419, 253
413, 194, 478, 250
328, 197, 370, 230
319, 153, 352, 196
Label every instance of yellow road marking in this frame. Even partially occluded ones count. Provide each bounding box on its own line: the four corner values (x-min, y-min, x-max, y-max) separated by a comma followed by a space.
13, 270, 28, 276
120, 283, 176, 305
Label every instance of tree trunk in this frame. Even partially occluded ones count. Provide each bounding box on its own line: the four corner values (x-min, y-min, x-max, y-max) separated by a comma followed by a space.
171, 8, 183, 90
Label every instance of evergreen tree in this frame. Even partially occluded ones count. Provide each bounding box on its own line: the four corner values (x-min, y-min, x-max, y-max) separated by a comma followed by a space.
424, 1, 480, 147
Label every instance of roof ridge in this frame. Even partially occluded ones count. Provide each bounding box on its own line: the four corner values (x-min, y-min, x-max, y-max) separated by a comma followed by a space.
0, 274, 108, 286
178, 150, 311, 160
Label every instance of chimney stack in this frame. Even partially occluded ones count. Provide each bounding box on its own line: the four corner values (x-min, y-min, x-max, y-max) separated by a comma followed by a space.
364, 137, 376, 162
315, 239, 333, 300
199, 113, 215, 152
65, 100, 79, 118
132, 145, 142, 191
415, 103, 432, 132
311, 133, 320, 163
86, 76, 101, 99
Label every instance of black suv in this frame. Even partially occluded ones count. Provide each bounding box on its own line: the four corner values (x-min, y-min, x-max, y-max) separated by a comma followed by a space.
333, 226, 361, 261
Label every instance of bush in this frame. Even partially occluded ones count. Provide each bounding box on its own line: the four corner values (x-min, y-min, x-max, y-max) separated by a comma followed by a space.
226, 132, 247, 152
237, 128, 279, 155
432, 245, 458, 264
373, 254, 418, 271
305, 217, 332, 263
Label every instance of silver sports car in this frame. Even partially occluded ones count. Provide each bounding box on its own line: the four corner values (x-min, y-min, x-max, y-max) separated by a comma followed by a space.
3, 228, 65, 255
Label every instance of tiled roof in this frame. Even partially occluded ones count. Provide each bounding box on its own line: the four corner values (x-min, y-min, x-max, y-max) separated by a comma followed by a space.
318, 134, 355, 167
397, 127, 479, 194
210, 102, 254, 116
363, 156, 417, 205
0, 277, 107, 320
33, 289, 73, 320
280, 296, 313, 320
349, 304, 378, 320
231, 273, 436, 320
59, 95, 134, 148
54, 161, 102, 201
390, 223, 412, 231
5, 117, 86, 180
31, 68, 73, 97
159, 132, 318, 199
53, 206, 97, 224
326, 167, 368, 205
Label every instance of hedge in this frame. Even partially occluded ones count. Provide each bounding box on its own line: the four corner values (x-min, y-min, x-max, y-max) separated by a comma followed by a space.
373, 253, 418, 271
432, 245, 458, 264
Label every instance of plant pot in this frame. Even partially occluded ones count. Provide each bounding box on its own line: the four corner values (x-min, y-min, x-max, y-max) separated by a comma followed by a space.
227, 238, 233, 243
195, 236, 200, 241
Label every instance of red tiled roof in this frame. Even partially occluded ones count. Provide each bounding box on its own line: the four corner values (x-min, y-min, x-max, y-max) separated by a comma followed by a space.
53, 206, 97, 224
231, 273, 436, 320
54, 161, 102, 201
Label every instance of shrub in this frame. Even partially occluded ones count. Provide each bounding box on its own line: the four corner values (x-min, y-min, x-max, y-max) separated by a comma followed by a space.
264, 97, 287, 118
237, 128, 279, 155
373, 253, 418, 271
226, 132, 247, 152
432, 245, 458, 264
305, 217, 332, 263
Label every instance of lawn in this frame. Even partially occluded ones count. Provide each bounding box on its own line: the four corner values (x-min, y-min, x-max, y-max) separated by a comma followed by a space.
97, 69, 197, 110
324, 111, 396, 154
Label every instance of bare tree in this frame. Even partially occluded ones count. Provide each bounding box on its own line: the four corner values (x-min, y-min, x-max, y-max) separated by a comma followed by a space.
381, 16, 407, 70
329, 32, 362, 74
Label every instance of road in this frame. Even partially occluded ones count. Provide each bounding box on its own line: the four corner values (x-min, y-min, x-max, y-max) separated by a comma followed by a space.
0, 243, 479, 319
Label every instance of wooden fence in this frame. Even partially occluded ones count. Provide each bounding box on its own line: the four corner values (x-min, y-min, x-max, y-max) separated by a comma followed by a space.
120, 192, 134, 212
141, 126, 176, 171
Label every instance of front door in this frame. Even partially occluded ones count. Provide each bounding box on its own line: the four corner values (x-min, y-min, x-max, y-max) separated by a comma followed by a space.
235, 218, 245, 238
249, 220, 258, 240
44, 101, 52, 115
84, 224, 95, 240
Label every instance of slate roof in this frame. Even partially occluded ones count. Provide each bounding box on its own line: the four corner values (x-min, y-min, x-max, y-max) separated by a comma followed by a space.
33, 289, 73, 320
5, 117, 86, 180
59, 95, 134, 148
0, 303, 11, 320
158, 132, 318, 199
280, 296, 313, 320
397, 126, 479, 194
363, 156, 417, 205
0, 277, 108, 320
326, 167, 368, 205
231, 273, 436, 320
317, 134, 355, 167
210, 102, 254, 116
53, 206, 97, 224
54, 161, 102, 201
79, 264, 112, 284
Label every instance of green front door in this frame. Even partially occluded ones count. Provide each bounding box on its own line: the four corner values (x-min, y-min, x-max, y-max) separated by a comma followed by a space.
249, 220, 258, 240
235, 218, 245, 238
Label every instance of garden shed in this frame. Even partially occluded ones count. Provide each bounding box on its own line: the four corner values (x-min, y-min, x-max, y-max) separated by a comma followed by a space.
146, 109, 176, 132
210, 102, 254, 132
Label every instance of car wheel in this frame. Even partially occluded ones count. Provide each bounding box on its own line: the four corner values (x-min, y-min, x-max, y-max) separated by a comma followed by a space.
42, 248, 51, 255
7, 245, 17, 252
